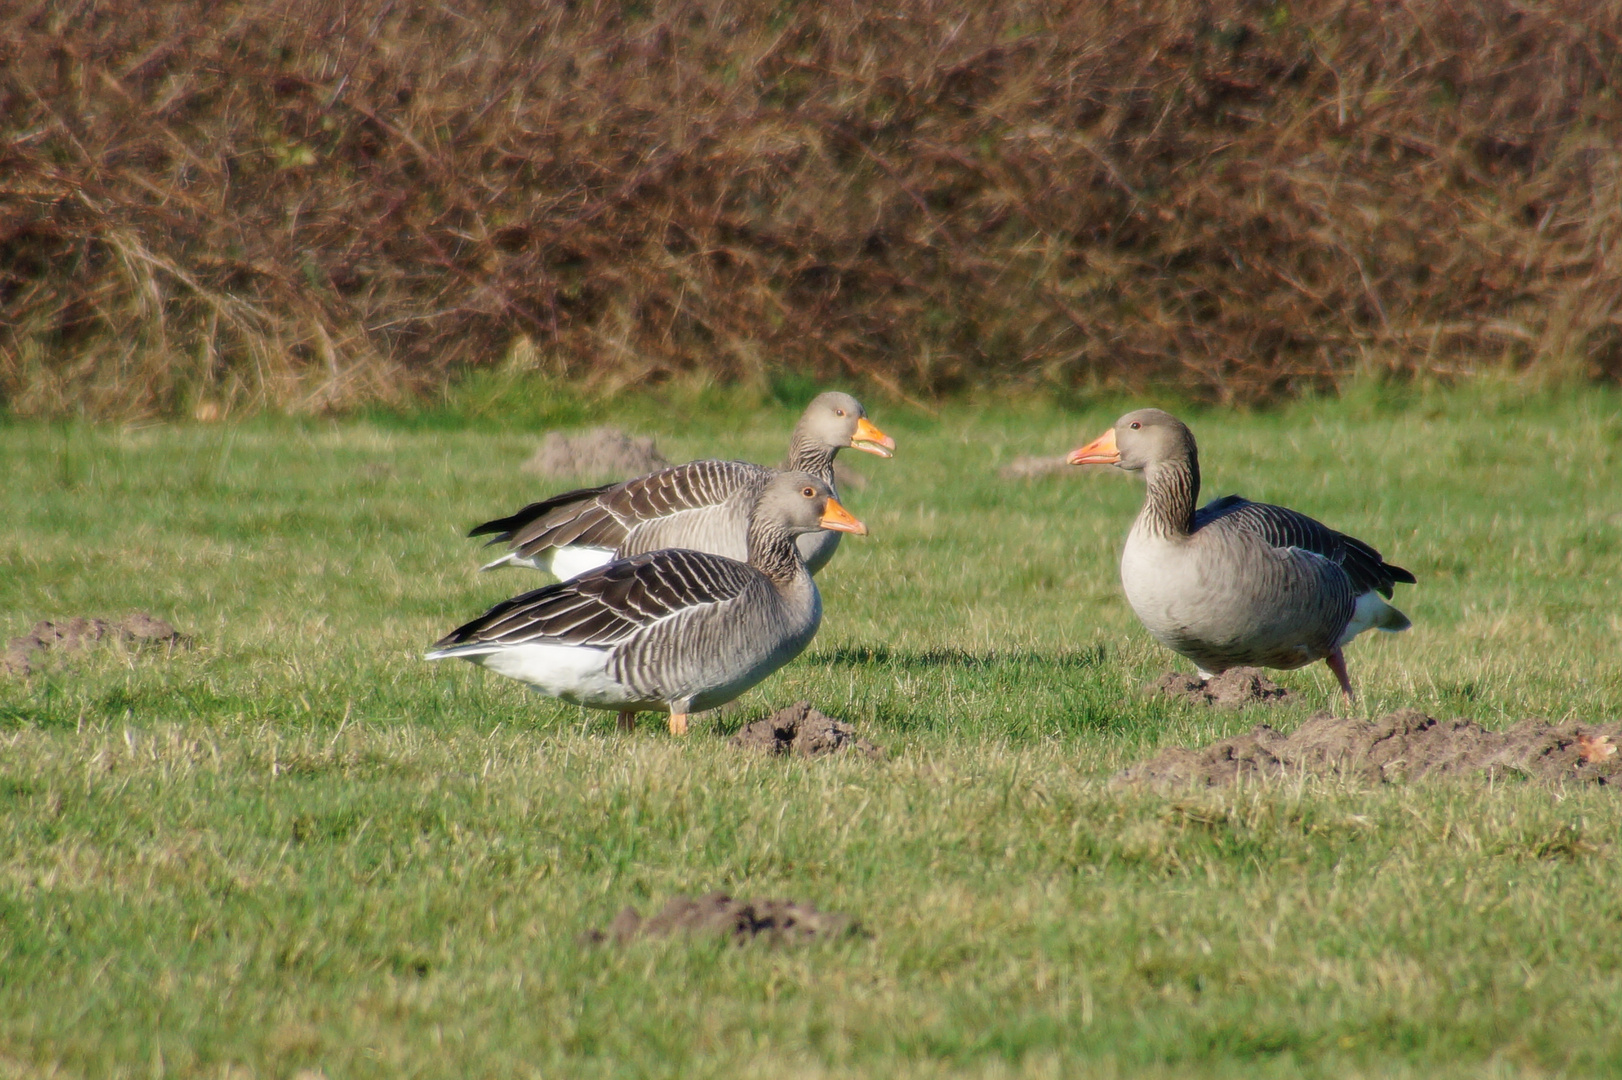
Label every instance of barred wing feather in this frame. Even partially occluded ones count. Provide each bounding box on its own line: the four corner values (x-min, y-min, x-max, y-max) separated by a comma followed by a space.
432, 549, 758, 651
467, 481, 620, 551
469, 460, 767, 562
604, 460, 766, 522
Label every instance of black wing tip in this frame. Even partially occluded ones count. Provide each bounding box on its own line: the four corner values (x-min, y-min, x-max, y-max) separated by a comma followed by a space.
466, 482, 622, 541
467, 502, 554, 539
431, 616, 488, 648
433, 581, 574, 648
1386, 563, 1418, 585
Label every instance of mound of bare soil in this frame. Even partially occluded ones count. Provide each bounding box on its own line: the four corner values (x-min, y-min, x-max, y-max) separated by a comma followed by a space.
998, 455, 1071, 480
1114, 709, 1622, 790
523, 427, 669, 481
1146, 668, 1298, 708
831, 461, 869, 491
3, 614, 188, 676
729, 701, 885, 759
582, 892, 856, 946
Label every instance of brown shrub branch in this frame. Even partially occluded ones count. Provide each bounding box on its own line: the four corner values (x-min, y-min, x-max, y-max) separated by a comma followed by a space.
1, 0, 1620, 418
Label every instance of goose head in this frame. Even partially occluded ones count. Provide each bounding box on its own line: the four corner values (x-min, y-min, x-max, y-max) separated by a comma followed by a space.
757, 471, 868, 536
798, 392, 895, 458
1067, 408, 1196, 473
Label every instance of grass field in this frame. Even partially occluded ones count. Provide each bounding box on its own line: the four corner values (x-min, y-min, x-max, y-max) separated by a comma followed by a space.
2, 383, 1620, 1078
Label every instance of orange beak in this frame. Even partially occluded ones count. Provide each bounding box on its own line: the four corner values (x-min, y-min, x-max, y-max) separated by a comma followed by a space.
819, 497, 868, 535
851, 416, 896, 458
1067, 426, 1121, 466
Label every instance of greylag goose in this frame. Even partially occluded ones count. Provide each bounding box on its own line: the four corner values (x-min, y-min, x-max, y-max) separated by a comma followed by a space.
427, 472, 865, 735
1068, 408, 1414, 700
470, 391, 893, 578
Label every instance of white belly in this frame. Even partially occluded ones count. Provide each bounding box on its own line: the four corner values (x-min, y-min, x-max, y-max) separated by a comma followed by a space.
438, 643, 651, 710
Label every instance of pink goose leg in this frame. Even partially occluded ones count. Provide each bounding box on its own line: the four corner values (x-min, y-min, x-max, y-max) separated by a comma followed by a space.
1325, 648, 1356, 703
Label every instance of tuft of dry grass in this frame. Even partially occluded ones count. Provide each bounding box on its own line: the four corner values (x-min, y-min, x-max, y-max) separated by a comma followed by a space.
3, 0, 1622, 418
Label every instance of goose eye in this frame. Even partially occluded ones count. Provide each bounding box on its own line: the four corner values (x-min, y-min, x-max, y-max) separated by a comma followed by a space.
835, 409, 846, 417
801, 486, 815, 498
1129, 421, 1141, 430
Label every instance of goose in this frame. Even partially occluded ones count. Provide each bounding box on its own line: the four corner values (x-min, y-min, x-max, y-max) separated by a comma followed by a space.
426, 472, 866, 735
470, 391, 893, 578
1068, 408, 1414, 701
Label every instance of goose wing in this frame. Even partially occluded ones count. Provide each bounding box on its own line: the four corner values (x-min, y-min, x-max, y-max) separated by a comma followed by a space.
432, 548, 759, 650
1195, 494, 1416, 598
469, 460, 766, 562
467, 481, 620, 551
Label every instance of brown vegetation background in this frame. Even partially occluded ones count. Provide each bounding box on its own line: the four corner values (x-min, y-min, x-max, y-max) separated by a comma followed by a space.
2, 0, 1620, 418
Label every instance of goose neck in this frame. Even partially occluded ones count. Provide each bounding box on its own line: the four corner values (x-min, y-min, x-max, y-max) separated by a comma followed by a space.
786, 430, 838, 486
1138, 456, 1199, 539
748, 520, 808, 586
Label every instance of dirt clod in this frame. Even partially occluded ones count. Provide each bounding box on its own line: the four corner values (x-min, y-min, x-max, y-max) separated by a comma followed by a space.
1114, 709, 1622, 790
1146, 667, 1297, 707
729, 701, 884, 759
523, 427, 668, 481
583, 892, 855, 946
2, 614, 188, 676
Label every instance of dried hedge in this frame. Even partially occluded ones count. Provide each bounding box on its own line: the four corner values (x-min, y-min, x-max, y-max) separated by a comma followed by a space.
2, 0, 1620, 417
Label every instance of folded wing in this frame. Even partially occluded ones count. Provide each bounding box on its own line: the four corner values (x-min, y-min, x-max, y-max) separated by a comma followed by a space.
1195, 494, 1416, 599
468, 460, 767, 566
431, 548, 759, 651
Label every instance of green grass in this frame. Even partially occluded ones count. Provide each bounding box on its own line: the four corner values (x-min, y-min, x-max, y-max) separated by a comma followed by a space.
2, 384, 1620, 1078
